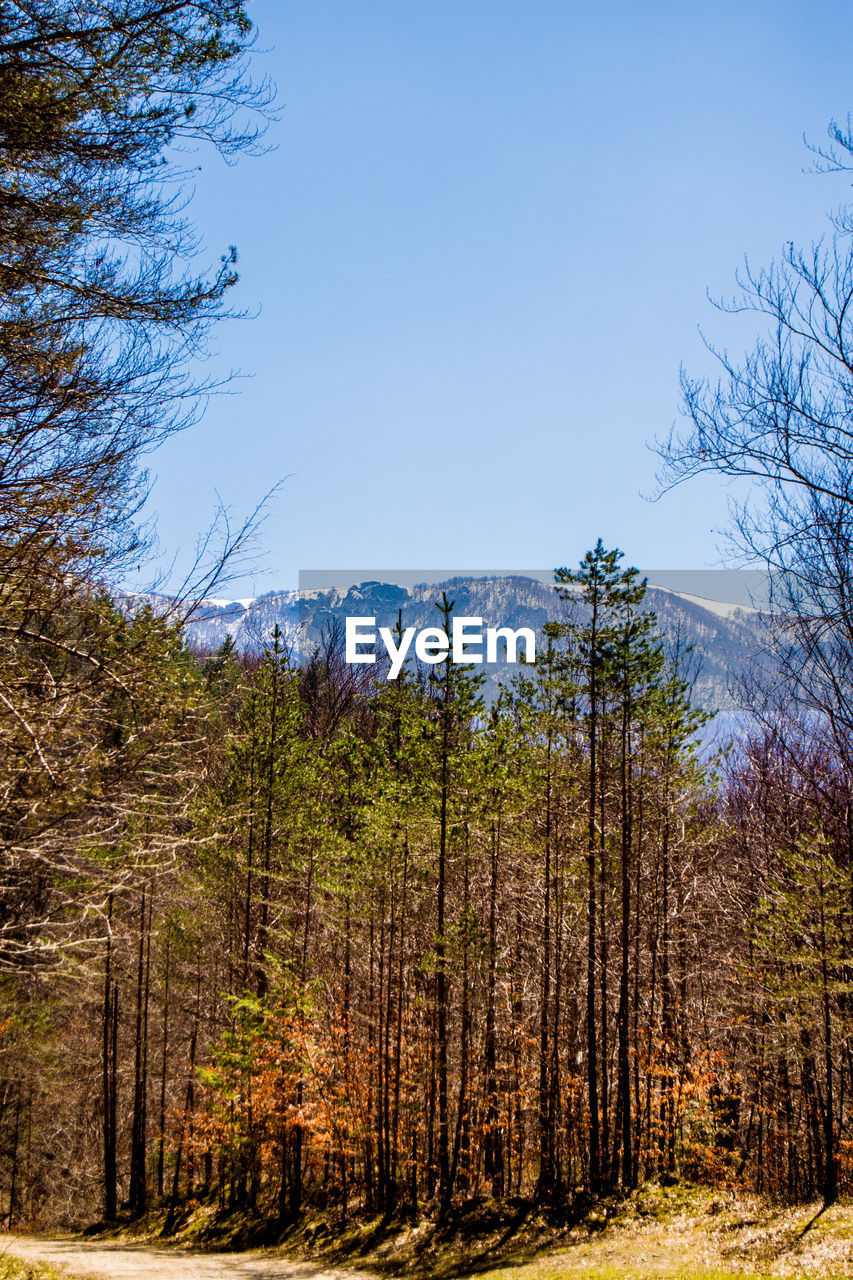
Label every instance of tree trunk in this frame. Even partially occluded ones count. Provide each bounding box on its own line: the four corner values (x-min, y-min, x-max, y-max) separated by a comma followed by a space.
102, 894, 118, 1221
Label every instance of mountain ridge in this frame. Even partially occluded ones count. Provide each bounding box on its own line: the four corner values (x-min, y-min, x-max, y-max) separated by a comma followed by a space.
179, 575, 771, 727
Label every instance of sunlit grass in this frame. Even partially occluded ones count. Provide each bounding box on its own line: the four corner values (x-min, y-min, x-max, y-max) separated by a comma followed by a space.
471, 1266, 760, 1280
0, 1255, 67, 1280
340, 1187, 853, 1280
7, 1187, 853, 1280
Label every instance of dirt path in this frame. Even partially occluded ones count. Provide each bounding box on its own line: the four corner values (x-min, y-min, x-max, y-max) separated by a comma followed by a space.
2, 1235, 379, 1280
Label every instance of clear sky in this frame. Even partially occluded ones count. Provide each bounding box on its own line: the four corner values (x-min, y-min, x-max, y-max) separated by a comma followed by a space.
140, 0, 853, 597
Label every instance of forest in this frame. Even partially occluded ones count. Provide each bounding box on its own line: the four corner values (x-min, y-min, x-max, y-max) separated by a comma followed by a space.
4, 549, 853, 1228
5, 0, 853, 1240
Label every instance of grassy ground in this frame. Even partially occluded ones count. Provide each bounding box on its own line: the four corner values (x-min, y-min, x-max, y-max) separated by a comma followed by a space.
0, 1256, 68, 1280
81, 1184, 853, 1279
441, 1192, 853, 1280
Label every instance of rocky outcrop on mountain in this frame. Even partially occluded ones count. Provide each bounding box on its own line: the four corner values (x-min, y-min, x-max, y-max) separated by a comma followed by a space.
184, 590, 299, 653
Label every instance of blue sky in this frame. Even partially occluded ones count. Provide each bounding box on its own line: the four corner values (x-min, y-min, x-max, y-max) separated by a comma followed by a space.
141, 0, 853, 596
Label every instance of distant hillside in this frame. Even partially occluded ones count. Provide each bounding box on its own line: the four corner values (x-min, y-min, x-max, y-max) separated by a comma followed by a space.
181, 575, 774, 729
183, 590, 300, 654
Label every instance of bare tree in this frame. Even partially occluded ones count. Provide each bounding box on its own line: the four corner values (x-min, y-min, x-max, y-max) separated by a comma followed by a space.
0, 2, 274, 972
657, 118, 853, 765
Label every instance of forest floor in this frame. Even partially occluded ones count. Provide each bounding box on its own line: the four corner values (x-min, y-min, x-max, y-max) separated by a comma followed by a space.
3, 1185, 853, 1280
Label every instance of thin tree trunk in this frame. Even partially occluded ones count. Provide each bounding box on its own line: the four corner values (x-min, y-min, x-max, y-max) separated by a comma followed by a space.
391, 833, 408, 1204
537, 731, 553, 1202
617, 664, 633, 1189
130, 885, 150, 1216
484, 811, 503, 1196
7, 1091, 20, 1228
102, 894, 117, 1221
587, 594, 601, 1192
449, 827, 472, 1199
157, 933, 171, 1199
436, 675, 451, 1213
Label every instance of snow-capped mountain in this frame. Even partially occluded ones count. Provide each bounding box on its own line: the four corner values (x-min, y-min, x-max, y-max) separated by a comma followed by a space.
181, 574, 773, 727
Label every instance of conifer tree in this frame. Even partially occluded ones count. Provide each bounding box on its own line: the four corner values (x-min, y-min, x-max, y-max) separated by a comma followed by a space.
418, 593, 485, 1214
554, 541, 643, 1189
